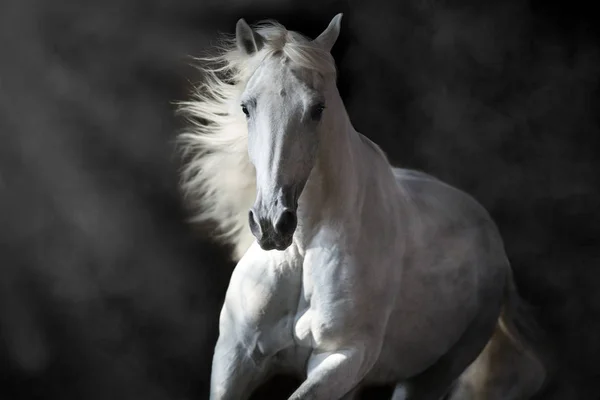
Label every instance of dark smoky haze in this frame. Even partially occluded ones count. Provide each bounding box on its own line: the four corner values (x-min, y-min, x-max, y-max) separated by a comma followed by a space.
0, 0, 598, 399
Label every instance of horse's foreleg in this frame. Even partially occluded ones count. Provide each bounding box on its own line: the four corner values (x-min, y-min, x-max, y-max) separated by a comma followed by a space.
287, 344, 375, 400
210, 334, 265, 400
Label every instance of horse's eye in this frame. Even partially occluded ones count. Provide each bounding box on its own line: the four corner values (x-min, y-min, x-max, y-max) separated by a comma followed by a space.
241, 104, 249, 117
310, 103, 326, 121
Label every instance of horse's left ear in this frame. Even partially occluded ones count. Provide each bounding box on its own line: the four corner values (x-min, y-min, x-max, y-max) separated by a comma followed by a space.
236, 18, 265, 56
312, 13, 343, 52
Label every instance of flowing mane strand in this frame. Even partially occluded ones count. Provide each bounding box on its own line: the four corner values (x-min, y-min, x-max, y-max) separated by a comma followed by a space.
177, 20, 337, 260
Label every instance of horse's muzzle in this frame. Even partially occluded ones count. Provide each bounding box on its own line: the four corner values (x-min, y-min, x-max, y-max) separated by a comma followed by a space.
248, 207, 297, 251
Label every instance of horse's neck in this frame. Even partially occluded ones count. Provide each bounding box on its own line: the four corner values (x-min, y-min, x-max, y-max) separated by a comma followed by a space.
300, 99, 387, 228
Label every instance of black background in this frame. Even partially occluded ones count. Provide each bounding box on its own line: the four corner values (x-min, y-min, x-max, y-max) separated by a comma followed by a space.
0, 0, 599, 399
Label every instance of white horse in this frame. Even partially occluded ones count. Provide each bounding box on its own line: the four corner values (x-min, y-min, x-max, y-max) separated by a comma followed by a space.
178, 14, 548, 400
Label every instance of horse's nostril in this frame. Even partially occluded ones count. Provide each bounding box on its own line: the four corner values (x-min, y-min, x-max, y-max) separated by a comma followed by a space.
248, 209, 262, 239
274, 210, 297, 237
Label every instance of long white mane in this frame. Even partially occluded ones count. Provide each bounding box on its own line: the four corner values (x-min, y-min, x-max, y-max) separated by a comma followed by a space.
177, 20, 337, 260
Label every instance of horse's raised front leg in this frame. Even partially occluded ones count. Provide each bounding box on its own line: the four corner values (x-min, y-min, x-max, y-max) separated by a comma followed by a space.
288, 241, 391, 400
288, 341, 380, 400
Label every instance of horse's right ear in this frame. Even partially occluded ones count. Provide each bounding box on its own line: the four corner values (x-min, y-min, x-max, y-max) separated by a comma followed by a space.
236, 18, 265, 56
313, 13, 343, 52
